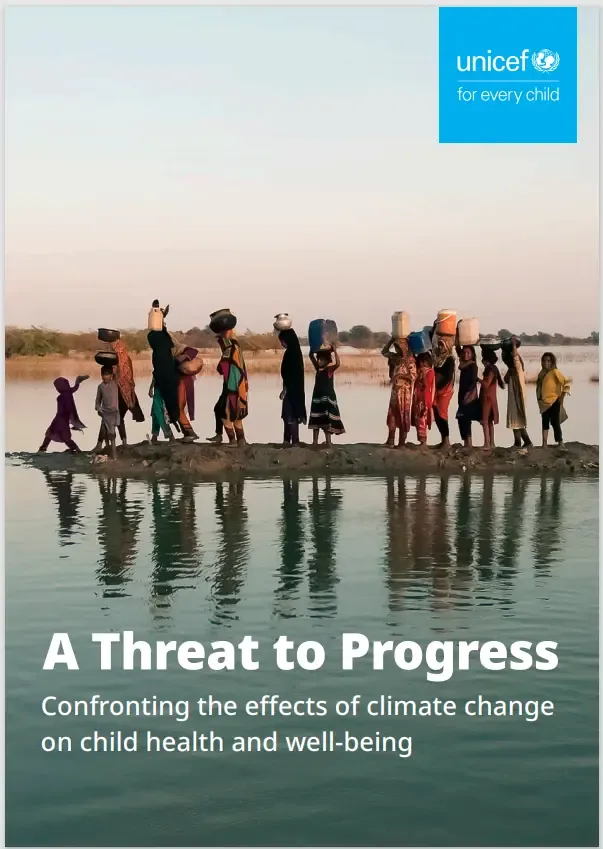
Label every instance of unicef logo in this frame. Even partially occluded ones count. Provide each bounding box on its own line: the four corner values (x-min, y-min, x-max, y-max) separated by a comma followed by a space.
532, 49, 560, 73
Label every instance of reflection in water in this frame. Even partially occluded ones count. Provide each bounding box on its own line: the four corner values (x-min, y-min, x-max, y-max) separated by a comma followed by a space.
43, 471, 85, 547
499, 477, 528, 589
384, 477, 412, 612
274, 479, 306, 619
211, 481, 250, 624
532, 476, 563, 575
307, 477, 341, 618
150, 481, 202, 618
96, 478, 143, 597
38, 471, 570, 619
476, 476, 497, 582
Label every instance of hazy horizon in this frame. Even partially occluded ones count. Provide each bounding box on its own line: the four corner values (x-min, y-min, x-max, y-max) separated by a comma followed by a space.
5, 6, 599, 335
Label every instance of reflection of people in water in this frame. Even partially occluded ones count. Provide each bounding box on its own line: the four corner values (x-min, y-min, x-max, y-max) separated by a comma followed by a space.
96, 478, 143, 597
476, 476, 496, 581
498, 477, 528, 597
307, 477, 341, 617
212, 481, 249, 624
150, 481, 201, 617
274, 478, 306, 618
430, 478, 453, 610
43, 470, 85, 546
384, 476, 412, 612
454, 476, 476, 589
532, 476, 562, 574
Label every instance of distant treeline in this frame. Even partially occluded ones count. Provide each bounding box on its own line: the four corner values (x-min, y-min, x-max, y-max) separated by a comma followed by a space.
4, 324, 599, 358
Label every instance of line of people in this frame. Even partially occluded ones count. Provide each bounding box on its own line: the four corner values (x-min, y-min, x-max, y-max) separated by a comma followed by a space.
378, 333, 571, 449
37, 323, 571, 455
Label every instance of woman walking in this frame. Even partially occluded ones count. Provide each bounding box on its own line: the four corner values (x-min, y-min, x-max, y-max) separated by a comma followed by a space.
479, 348, 505, 448
536, 352, 570, 446
216, 329, 249, 446
381, 337, 417, 448
278, 328, 307, 446
411, 352, 435, 445
456, 346, 481, 448
109, 337, 145, 444
38, 376, 87, 453
502, 338, 532, 447
309, 346, 344, 447
431, 335, 455, 449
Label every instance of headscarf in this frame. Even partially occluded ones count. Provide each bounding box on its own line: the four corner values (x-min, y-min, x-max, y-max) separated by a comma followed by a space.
279, 328, 307, 424
432, 334, 454, 368
110, 339, 136, 409
54, 378, 86, 431
147, 329, 180, 425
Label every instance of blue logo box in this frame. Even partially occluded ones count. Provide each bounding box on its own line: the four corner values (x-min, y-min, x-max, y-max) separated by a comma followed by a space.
438, 6, 577, 143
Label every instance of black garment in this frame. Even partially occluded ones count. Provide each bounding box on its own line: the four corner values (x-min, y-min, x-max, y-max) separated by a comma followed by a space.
457, 361, 481, 420
434, 356, 455, 391
458, 415, 473, 441
309, 368, 345, 435
434, 408, 449, 439
147, 329, 180, 427
542, 400, 563, 443
279, 329, 307, 424
282, 395, 300, 444
214, 387, 228, 435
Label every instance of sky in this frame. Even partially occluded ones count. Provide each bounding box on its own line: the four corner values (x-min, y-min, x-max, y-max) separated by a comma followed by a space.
4, 6, 599, 335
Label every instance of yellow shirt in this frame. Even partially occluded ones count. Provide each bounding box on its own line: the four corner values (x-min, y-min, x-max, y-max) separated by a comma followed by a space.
538, 368, 570, 412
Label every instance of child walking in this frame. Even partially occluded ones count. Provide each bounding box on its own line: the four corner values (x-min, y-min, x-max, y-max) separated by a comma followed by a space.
308, 346, 344, 447
536, 352, 571, 446
38, 375, 88, 453
95, 366, 120, 459
411, 353, 435, 445
480, 348, 505, 448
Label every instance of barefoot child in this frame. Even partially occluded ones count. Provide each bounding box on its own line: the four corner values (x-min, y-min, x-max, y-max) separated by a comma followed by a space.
382, 337, 416, 448
536, 352, 570, 446
309, 346, 344, 447
95, 366, 120, 459
480, 348, 505, 448
38, 376, 88, 453
411, 353, 435, 445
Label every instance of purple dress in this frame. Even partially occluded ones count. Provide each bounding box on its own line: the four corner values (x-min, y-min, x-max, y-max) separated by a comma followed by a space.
44, 378, 86, 444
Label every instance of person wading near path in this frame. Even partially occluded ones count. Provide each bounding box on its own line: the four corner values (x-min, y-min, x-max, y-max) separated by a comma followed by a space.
381, 337, 417, 448
308, 346, 344, 447
456, 346, 481, 448
479, 348, 505, 449
38, 376, 88, 453
431, 335, 455, 449
536, 352, 570, 447
94, 366, 120, 459
411, 352, 435, 446
278, 328, 307, 446
216, 329, 249, 446
502, 338, 532, 448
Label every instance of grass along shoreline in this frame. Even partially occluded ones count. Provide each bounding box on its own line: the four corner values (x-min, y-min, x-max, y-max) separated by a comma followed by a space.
5, 348, 594, 384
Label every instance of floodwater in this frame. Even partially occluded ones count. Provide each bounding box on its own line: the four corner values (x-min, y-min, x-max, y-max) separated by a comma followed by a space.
5, 466, 598, 846
4, 346, 600, 451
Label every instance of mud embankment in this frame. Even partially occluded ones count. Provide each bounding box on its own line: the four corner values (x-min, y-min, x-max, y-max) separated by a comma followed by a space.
8, 440, 599, 478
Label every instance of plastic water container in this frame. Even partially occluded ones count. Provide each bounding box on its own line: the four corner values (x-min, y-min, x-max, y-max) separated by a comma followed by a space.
408, 329, 432, 356
457, 318, 479, 346
391, 311, 411, 339
148, 308, 164, 331
274, 313, 293, 332
308, 319, 338, 352
435, 309, 457, 337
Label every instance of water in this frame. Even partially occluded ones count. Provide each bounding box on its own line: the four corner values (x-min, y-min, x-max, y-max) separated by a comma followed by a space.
5, 346, 599, 452
5, 464, 598, 846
